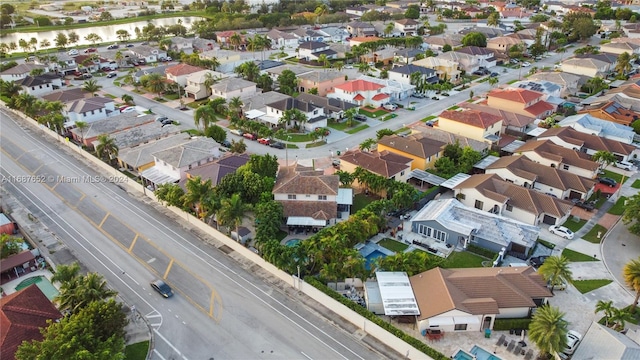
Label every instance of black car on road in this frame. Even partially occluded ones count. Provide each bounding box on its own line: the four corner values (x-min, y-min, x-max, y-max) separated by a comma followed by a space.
151, 280, 173, 298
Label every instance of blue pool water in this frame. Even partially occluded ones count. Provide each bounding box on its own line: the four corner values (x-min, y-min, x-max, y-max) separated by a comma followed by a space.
452, 349, 474, 360
364, 250, 386, 270
470, 345, 502, 360
285, 239, 301, 247
357, 242, 394, 270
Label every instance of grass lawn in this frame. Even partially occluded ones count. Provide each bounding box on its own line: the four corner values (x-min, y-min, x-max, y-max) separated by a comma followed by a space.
447, 105, 459, 110
608, 196, 627, 215
382, 113, 397, 121
562, 248, 598, 262
359, 108, 388, 118
286, 144, 299, 149
442, 251, 487, 268
538, 239, 556, 249
632, 179, 640, 189
164, 93, 180, 100
352, 193, 375, 213
378, 238, 409, 253
583, 224, 608, 243
601, 169, 630, 184
572, 279, 612, 294
275, 133, 313, 142
103, 93, 117, 99
153, 97, 167, 103
346, 124, 369, 134
182, 129, 203, 136
562, 218, 587, 232
507, 79, 518, 84
124, 341, 149, 360
327, 121, 355, 132
421, 115, 437, 122
306, 141, 326, 148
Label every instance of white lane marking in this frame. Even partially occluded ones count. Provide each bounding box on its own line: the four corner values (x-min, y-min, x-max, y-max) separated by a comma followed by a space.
301, 352, 314, 360
153, 329, 188, 360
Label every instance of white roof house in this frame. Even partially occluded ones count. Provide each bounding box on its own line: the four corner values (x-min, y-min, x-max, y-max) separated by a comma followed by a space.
558, 113, 636, 144
374, 272, 420, 316
571, 321, 640, 359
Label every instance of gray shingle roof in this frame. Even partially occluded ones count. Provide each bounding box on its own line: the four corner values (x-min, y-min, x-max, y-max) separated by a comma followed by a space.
152, 138, 219, 168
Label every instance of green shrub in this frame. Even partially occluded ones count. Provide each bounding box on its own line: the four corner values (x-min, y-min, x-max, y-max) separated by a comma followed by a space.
493, 318, 532, 331
466, 244, 497, 259
306, 277, 448, 360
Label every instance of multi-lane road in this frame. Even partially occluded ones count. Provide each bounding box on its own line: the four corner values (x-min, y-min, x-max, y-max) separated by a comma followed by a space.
0, 109, 393, 359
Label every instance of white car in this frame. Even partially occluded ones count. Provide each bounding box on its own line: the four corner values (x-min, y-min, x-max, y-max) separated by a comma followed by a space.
549, 225, 574, 239
230, 129, 243, 136
344, 64, 354, 69
120, 106, 137, 114
383, 103, 397, 111
615, 161, 634, 171
563, 330, 582, 355
521, 61, 531, 67
67, 49, 79, 56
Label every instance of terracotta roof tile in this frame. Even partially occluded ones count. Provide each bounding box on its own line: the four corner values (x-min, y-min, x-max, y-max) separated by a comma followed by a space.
273, 166, 339, 195
515, 140, 599, 171
377, 134, 445, 159
539, 127, 636, 156
165, 63, 205, 76
339, 150, 411, 178
489, 88, 543, 104
439, 109, 503, 128
335, 79, 385, 92
372, 93, 389, 101
281, 200, 337, 219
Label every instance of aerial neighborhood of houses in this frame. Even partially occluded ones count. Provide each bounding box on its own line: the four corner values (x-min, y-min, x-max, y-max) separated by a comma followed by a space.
4, 0, 640, 358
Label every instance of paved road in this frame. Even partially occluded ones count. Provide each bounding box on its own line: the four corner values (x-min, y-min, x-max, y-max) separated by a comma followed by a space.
0, 109, 392, 360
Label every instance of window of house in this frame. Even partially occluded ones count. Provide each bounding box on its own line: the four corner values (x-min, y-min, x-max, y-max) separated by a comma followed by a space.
288, 194, 297, 199
474, 200, 483, 210
400, 170, 405, 176
454, 324, 467, 331
506, 204, 513, 212
318, 195, 327, 200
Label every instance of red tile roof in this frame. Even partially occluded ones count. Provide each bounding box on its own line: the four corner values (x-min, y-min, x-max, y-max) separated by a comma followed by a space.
353, 94, 365, 101
524, 100, 555, 117
439, 109, 503, 128
1, 285, 62, 360
489, 88, 543, 104
372, 93, 389, 101
336, 79, 384, 92
165, 63, 204, 77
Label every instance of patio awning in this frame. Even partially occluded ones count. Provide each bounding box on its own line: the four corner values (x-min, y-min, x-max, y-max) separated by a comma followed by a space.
1, 251, 35, 273
337, 188, 353, 205
439, 173, 471, 189
501, 140, 526, 153
408, 169, 446, 186
141, 166, 180, 186
286, 217, 326, 226
245, 109, 266, 119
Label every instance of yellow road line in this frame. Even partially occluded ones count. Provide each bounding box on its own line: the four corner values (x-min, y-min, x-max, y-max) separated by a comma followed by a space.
163, 259, 174, 279
98, 213, 110, 228
129, 234, 138, 252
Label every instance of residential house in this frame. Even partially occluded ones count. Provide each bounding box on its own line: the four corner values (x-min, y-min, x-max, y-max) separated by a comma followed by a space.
388, 64, 438, 86
1, 285, 62, 360
0, 63, 47, 81
571, 322, 640, 359
578, 101, 640, 127
508, 30, 538, 47
40, 87, 89, 103
131, 45, 167, 63
133, 65, 169, 83
588, 79, 640, 112
15, 74, 62, 96
359, 75, 416, 101
210, 77, 257, 100
487, 88, 555, 119
459, 26, 503, 39
560, 113, 637, 145
409, 124, 490, 154
297, 71, 348, 97
266, 28, 299, 48
192, 37, 217, 53
394, 48, 424, 64
561, 57, 611, 78
437, 109, 503, 144
487, 36, 525, 53
395, 19, 419, 36
349, 36, 383, 47
454, 46, 498, 69
169, 36, 195, 54
297, 41, 338, 61
339, 150, 413, 184
241, 91, 290, 121
485, 155, 595, 200
423, 35, 463, 52
410, 266, 552, 333
347, 21, 377, 37
537, 126, 636, 161
318, 27, 350, 43
296, 93, 358, 120
327, 79, 389, 107
90, 120, 180, 152
273, 165, 352, 227
514, 140, 600, 179
140, 138, 221, 189
184, 70, 226, 100
509, 80, 562, 99
65, 96, 117, 125
215, 30, 245, 49
292, 28, 326, 43
409, 198, 540, 256
453, 173, 574, 226
264, 97, 327, 131
346, 6, 370, 17
256, 60, 286, 72
360, 47, 396, 65
265, 64, 314, 83
623, 23, 640, 39
180, 153, 250, 188
377, 134, 446, 170
165, 64, 205, 87
70, 113, 155, 148
118, 133, 192, 173
412, 57, 461, 83
459, 102, 536, 136
73, 54, 102, 73
436, 52, 482, 75
600, 41, 640, 56
44, 53, 77, 74
527, 71, 582, 96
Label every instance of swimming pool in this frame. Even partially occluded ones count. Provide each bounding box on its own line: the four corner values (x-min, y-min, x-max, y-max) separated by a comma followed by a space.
452, 349, 474, 360
14, 275, 59, 301
364, 250, 386, 270
470, 345, 502, 360
358, 243, 394, 270
285, 239, 301, 247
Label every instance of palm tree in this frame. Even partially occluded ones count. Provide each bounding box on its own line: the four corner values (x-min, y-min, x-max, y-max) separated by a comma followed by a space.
143, 72, 166, 98
228, 97, 244, 118
75, 121, 88, 147
56, 272, 116, 314
203, 72, 217, 96
217, 194, 251, 241
595, 300, 615, 327
528, 305, 568, 357
538, 255, 573, 293
82, 79, 102, 96
616, 52, 632, 78
0, 80, 21, 98
586, 77, 607, 95
121, 94, 134, 105
592, 150, 617, 171
334, 61, 344, 71
488, 76, 499, 88
39, 39, 51, 53
183, 176, 213, 218
229, 33, 242, 51
15, 93, 39, 117
194, 104, 216, 131
610, 307, 633, 331
95, 134, 119, 162
359, 138, 376, 152
115, 50, 124, 66
84, 33, 102, 45
51, 262, 81, 284
384, 22, 395, 37
318, 53, 329, 68
487, 12, 501, 27
357, 62, 371, 74
624, 258, 640, 313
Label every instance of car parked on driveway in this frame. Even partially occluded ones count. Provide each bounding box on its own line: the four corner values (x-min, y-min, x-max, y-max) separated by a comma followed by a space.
598, 177, 617, 187
354, 114, 367, 121
257, 138, 271, 145
106, 72, 117, 78
563, 330, 582, 355
529, 255, 549, 268
383, 103, 397, 111
615, 161, 634, 171
549, 225, 574, 239
151, 280, 173, 298
269, 141, 285, 149
575, 200, 595, 211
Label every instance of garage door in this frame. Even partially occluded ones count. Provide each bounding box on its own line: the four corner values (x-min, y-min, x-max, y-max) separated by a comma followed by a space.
569, 191, 581, 200
543, 214, 556, 225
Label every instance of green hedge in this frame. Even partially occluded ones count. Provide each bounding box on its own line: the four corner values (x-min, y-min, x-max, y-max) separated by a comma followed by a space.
305, 277, 448, 360
493, 318, 532, 331
466, 244, 497, 259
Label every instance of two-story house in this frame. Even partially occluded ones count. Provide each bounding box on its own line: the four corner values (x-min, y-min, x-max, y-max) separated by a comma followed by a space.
192, 38, 217, 53
394, 48, 424, 64
423, 35, 462, 52
265, 97, 326, 131
266, 28, 299, 48
273, 165, 352, 227
165, 64, 205, 87
412, 56, 461, 83
169, 36, 195, 54
131, 45, 167, 63
297, 70, 348, 96
527, 72, 582, 97
0, 63, 48, 82
346, 6, 370, 17
454, 46, 498, 69
296, 93, 358, 120
297, 41, 337, 61
377, 134, 446, 170
388, 64, 439, 86
395, 19, 419, 36
437, 109, 503, 144
184, 70, 226, 100
357, 75, 416, 102
317, 27, 350, 43
210, 77, 257, 100
485, 155, 595, 201
65, 96, 117, 124
460, 102, 536, 136
292, 28, 326, 43
141, 137, 220, 190
265, 64, 314, 83
561, 58, 611, 78
215, 30, 245, 49
347, 21, 377, 37
436, 52, 482, 75
15, 74, 62, 96
487, 88, 555, 119
327, 79, 389, 107
453, 173, 574, 226
537, 126, 636, 162
43, 53, 77, 75
514, 140, 600, 179
339, 149, 413, 186
487, 36, 525, 53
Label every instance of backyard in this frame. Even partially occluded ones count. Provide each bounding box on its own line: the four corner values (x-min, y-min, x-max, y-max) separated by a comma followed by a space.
378, 238, 409, 253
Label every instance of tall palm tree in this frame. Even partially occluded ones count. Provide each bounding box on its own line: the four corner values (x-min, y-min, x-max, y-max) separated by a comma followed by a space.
75, 121, 88, 146
82, 79, 102, 96
616, 52, 632, 78
51, 262, 81, 284
624, 258, 640, 313
488, 76, 499, 88
384, 22, 395, 37
183, 176, 213, 218
538, 255, 573, 293
229, 33, 242, 51
194, 103, 216, 131
95, 134, 119, 162
143, 72, 166, 98
592, 150, 617, 171
15, 93, 39, 117
228, 96, 243, 118
318, 53, 329, 68
56, 272, 116, 314
0, 80, 21, 98
359, 138, 376, 152
121, 94, 134, 105
610, 307, 633, 331
528, 305, 568, 357
115, 50, 124, 66
357, 62, 371, 74
217, 194, 251, 241
595, 300, 615, 327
